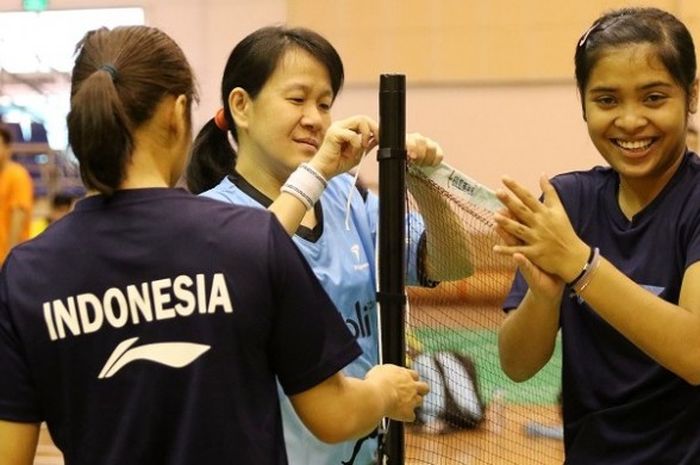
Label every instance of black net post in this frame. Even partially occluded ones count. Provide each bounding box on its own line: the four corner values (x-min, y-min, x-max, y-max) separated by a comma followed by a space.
377, 74, 407, 465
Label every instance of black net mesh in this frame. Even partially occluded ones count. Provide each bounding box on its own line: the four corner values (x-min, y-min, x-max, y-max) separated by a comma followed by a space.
401, 165, 563, 465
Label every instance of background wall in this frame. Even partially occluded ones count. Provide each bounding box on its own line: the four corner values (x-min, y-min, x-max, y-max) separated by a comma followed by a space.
289, 0, 699, 84
2, 0, 699, 192
288, 0, 700, 190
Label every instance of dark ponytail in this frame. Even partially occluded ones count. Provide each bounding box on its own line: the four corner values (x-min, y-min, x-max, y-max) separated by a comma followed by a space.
67, 68, 132, 196
186, 119, 237, 193
68, 26, 197, 196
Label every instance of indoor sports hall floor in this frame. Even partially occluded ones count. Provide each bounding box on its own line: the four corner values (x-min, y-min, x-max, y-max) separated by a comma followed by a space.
406, 304, 564, 465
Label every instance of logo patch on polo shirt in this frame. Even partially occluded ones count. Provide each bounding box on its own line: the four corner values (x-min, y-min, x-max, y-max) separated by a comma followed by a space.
350, 244, 369, 271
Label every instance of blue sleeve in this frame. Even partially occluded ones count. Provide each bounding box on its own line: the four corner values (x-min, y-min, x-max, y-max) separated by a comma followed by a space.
364, 189, 379, 249
0, 263, 42, 422
266, 218, 362, 396
406, 212, 426, 286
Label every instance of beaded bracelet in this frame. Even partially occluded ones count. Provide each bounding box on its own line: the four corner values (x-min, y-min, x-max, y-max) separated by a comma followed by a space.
280, 163, 328, 210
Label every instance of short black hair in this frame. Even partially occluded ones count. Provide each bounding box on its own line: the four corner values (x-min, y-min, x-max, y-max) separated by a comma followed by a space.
186, 26, 344, 194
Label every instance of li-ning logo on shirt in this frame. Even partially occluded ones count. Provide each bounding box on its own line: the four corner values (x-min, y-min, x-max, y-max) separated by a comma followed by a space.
350, 244, 369, 271
98, 337, 210, 379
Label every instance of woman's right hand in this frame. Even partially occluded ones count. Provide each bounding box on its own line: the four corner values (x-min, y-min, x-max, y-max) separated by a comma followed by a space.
365, 364, 429, 422
309, 115, 378, 180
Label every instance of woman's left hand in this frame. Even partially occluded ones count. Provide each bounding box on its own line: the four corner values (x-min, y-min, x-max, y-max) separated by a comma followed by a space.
492, 174, 590, 283
406, 133, 443, 167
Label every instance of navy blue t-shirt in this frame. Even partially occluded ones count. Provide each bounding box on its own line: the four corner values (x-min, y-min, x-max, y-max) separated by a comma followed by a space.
504, 153, 700, 464
0, 188, 361, 465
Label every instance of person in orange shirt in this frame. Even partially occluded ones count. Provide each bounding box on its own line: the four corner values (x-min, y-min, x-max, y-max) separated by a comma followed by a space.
0, 125, 33, 264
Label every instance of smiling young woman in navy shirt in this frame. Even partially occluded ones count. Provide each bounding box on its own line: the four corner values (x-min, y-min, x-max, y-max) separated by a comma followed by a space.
496, 7, 700, 465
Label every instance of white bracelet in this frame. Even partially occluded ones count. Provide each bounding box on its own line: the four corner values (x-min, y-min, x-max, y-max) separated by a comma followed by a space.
280, 163, 328, 210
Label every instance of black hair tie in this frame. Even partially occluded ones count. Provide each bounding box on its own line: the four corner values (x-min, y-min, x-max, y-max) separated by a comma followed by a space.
99, 64, 119, 82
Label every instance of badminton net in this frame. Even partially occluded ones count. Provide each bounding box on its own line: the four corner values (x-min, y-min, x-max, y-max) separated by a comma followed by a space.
403, 162, 563, 465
